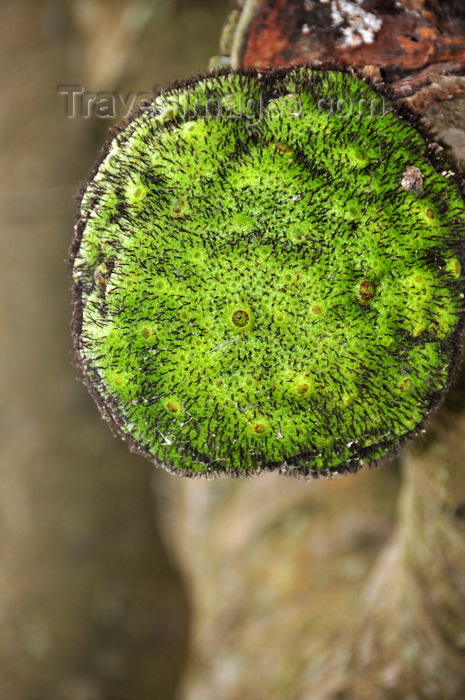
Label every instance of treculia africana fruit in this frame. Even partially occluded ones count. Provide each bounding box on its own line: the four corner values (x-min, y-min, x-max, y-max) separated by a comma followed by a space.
71, 66, 465, 477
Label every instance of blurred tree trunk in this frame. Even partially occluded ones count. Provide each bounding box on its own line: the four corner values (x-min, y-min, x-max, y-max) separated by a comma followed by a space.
0, 1, 227, 698
159, 2, 465, 699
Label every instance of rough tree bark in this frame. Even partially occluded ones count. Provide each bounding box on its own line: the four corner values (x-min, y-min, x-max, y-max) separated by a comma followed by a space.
158, 2, 465, 699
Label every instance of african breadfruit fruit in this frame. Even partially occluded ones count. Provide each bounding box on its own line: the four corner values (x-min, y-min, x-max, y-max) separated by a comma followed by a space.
71, 67, 465, 477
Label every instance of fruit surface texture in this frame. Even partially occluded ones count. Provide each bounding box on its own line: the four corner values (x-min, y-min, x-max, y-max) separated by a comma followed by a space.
71, 68, 465, 476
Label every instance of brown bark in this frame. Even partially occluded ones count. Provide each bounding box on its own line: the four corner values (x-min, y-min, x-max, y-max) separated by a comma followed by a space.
233, 0, 465, 84
308, 397, 465, 699
220, 0, 465, 167
159, 3, 465, 699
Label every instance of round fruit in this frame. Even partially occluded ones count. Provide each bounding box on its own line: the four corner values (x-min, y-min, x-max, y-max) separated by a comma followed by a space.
71, 67, 465, 477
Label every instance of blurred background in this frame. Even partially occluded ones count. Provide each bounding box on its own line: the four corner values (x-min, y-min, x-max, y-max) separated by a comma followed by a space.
0, 1, 229, 698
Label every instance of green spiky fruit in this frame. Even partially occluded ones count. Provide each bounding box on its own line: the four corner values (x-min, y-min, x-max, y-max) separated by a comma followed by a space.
71, 67, 465, 477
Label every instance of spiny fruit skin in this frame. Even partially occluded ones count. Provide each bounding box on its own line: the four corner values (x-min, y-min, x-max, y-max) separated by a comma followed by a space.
71, 66, 465, 478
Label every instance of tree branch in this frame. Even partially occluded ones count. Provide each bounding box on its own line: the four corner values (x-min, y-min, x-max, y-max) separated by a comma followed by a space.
161, 2, 465, 698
